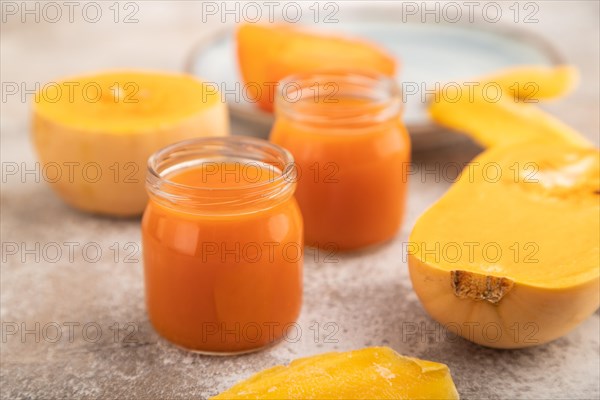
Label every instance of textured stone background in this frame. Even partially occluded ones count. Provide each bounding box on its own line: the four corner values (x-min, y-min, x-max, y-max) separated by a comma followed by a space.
1, 1, 599, 399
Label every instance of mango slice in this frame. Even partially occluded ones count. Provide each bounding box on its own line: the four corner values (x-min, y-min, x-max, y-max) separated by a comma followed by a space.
212, 347, 459, 399
408, 141, 600, 348
32, 71, 229, 216
429, 66, 590, 148
236, 24, 396, 112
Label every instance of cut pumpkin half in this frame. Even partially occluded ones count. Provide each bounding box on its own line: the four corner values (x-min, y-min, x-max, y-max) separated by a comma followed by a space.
408, 141, 599, 348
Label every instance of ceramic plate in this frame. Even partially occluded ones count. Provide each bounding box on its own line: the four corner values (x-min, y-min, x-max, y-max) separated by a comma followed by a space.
187, 21, 562, 149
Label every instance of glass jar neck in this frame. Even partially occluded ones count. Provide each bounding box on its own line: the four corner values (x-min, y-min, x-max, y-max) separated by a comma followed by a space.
146, 137, 296, 215
275, 71, 402, 128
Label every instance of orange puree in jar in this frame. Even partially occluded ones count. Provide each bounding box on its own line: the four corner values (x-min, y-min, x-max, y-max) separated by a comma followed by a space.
271, 72, 410, 250
142, 137, 303, 354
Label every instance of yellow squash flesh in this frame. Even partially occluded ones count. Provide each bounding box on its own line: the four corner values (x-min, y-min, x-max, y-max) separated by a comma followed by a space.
408, 141, 599, 348
32, 71, 229, 216
479, 65, 579, 101
211, 347, 459, 399
429, 65, 590, 148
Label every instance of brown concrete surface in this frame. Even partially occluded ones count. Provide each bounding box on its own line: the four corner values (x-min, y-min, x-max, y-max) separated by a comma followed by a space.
1, 1, 599, 399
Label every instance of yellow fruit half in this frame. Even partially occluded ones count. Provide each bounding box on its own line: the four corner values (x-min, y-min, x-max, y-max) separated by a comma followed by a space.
211, 347, 459, 399
408, 141, 599, 348
32, 70, 229, 216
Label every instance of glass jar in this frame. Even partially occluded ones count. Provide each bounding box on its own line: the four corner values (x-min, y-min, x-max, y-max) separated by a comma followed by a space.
270, 71, 410, 250
141, 136, 303, 355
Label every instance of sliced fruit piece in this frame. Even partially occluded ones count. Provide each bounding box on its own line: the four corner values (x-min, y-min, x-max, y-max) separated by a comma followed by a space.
32, 70, 229, 216
408, 141, 600, 348
429, 82, 590, 148
480, 65, 579, 101
212, 347, 459, 399
236, 24, 396, 112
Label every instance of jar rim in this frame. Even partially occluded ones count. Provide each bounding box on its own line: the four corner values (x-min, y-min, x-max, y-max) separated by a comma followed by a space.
275, 70, 402, 127
146, 136, 296, 213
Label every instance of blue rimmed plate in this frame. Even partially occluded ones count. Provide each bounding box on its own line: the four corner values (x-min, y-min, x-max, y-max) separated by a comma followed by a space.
187, 21, 562, 149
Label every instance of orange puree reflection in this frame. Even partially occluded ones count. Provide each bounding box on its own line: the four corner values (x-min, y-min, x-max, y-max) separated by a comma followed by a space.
142, 161, 303, 354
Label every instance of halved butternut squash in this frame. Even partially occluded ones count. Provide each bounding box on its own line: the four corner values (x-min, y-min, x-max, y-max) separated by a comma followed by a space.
408, 141, 599, 348
32, 70, 229, 216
